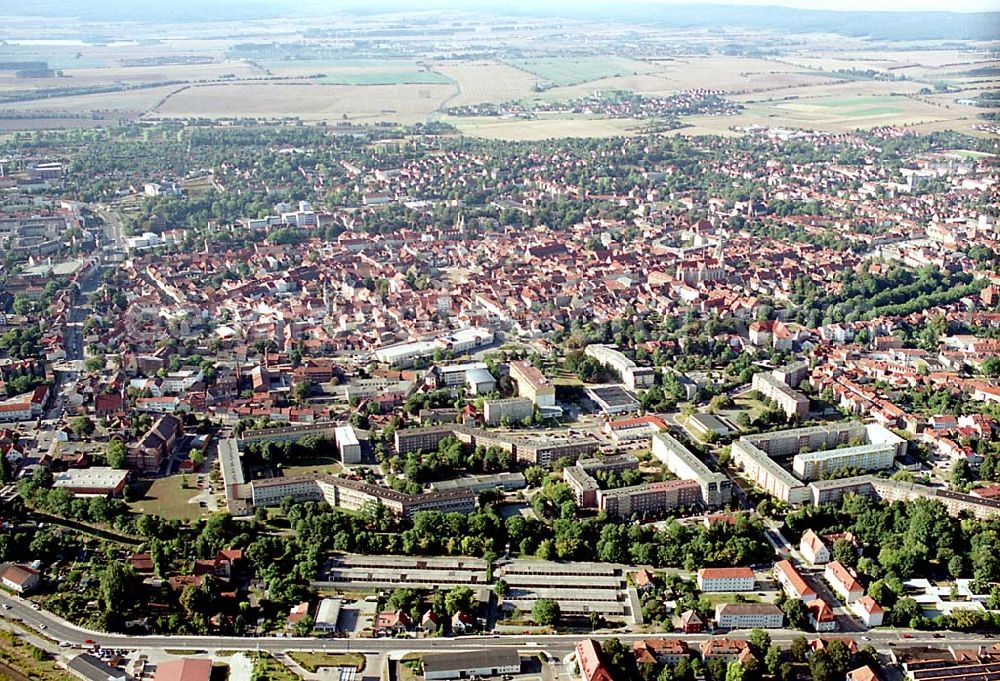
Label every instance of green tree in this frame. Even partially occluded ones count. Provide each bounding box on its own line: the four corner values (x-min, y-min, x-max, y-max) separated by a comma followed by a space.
531, 598, 561, 626
106, 439, 127, 469
748, 628, 771, 657
444, 586, 476, 616
790, 636, 809, 662
190, 448, 205, 468
765, 645, 782, 676
70, 416, 96, 438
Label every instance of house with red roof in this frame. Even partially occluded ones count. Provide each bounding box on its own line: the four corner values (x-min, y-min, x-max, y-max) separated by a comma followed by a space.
575, 639, 614, 681
852, 595, 884, 627
825, 561, 864, 603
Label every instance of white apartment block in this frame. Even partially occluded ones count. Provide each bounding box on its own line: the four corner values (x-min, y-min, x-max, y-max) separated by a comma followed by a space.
714, 603, 783, 629
584, 344, 655, 390
697, 567, 755, 592
483, 397, 534, 426
651, 432, 731, 506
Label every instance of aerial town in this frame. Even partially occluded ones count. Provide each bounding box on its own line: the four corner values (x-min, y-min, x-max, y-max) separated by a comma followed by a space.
0, 1, 997, 681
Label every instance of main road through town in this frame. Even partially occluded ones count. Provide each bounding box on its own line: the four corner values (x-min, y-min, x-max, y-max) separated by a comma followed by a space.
0, 592, 992, 658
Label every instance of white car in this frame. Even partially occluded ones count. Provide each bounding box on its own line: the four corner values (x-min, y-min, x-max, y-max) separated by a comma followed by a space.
59, 641, 71, 647
38, 624, 46, 630
31, 604, 40, 611
1, 604, 10, 610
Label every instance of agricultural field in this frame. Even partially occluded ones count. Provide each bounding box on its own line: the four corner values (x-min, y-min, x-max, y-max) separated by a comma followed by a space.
508, 56, 657, 87
435, 60, 539, 106
3, 83, 183, 115
441, 114, 648, 141
151, 82, 454, 124
260, 58, 453, 85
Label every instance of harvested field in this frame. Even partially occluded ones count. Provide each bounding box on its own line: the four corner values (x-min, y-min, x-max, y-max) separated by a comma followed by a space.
442, 114, 647, 140
436, 60, 539, 106
151, 81, 454, 124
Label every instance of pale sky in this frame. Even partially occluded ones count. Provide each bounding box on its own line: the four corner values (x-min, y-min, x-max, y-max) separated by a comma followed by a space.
362, 0, 1000, 12
551, 0, 999, 12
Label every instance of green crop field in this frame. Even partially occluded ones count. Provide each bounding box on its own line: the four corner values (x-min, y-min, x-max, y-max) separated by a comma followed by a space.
508, 56, 654, 86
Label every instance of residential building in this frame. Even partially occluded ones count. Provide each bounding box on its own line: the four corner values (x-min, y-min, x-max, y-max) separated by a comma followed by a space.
697, 567, 754, 592
483, 397, 533, 426
852, 595, 884, 627
700, 638, 754, 663
714, 603, 784, 629
774, 560, 816, 601
752, 372, 810, 420
509, 360, 555, 407
825, 561, 864, 603
584, 344, 655, 390
575, 639, 614, 681
651, 432, 731, 506
807, 598, 838, 632
800, 529, 831, 565
632, 639, 691, 666
598, 479, 702, 518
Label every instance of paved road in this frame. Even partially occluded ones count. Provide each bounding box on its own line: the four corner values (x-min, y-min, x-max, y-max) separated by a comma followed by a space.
0, 592, 992, 657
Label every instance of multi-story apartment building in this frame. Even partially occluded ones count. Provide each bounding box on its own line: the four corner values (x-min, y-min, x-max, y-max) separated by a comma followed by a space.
249, 474, 476, 518
752, 372, 810, 420
394, 426, 455, 454
731, 422, 906, 504
483, 397, 533, 426
825, 560, 864, 603
597, 479, 701, 518
509, 360, 555, 407
584, 344, 655, 390
652, 432, 731, 506
774, 560, 816, 601
714, 603, 784, 629
697, 567, 755, 592
792, 442, 896, 481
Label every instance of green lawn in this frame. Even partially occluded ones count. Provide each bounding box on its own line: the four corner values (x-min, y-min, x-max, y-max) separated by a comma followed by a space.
250, 654, 299, 681
288, 652, 365, 673
129, 476, 203, 521
508, 56, 653, 86
734, 395, 769, 420
282, 457, 343, 477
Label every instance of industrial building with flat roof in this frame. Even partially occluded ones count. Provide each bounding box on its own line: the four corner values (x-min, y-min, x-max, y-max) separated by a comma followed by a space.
586, 385, 641, 415
52, 467, 129, 497
334, 425, 362, 464
496, 559, 639, 622
423, 650, 521, 681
